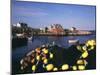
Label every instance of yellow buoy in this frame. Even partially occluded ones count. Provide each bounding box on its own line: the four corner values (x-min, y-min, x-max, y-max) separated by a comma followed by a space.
72, 66, 77, 71
81, 51, 88, 58
46, 64, 54, 71
61, 64, 69, 70
42, 48, 48, 54
90, 46, 95, 50
77, 60, 84, 65
32, 65, 36, 71
78, 65, 85, 70
86, 40, 96, 46
43, 58, 48, 64
88, 46, 95, 51
82, 46, 87, 51
36, 55, 40, 61
76, 45, 82, 51
53, 67, 58, 71
42, 57, 46, 60
50, 52, 53, 59
91, 40, 96, 45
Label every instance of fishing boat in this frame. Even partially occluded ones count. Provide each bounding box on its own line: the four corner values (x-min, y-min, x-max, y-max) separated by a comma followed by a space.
28, 36, 33, 41
68, 39, 79, 44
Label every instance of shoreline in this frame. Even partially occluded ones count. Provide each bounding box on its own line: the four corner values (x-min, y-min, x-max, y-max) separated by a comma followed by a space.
33, 33, 94, 36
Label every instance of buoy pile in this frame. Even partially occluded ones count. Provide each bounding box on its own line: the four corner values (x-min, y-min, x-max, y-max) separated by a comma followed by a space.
20, 46, 55, 72
20, 39, 96, 73
74, 39, 96, 70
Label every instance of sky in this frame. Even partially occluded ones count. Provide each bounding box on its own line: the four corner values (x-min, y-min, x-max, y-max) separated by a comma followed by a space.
11, 0, 96, 30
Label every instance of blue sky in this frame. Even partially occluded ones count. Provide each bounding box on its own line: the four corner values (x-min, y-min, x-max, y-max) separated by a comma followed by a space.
11, 0, 96, 30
